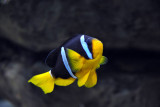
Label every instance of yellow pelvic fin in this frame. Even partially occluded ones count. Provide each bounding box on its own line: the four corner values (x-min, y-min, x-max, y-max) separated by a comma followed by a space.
99, 56, 107, 65
85, 70, 97, 88
55, 77, 76, 86
67, 48, 85, 72
28, 71, 55, 94
76, 70, 90, 87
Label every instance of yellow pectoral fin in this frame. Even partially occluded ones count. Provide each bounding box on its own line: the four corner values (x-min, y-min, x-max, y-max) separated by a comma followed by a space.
85, 70, 97, 88
77, 70, 90, 87
99, 56, 108, 65
28, 71, 55, 94
96, 64, 100, 69
67, 49, 85, 72
55, 77, 76, 86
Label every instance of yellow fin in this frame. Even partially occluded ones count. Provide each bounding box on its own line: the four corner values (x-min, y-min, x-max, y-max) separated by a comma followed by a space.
28, 71, 55, 94
76, 70, 90, 87
99, 56, 107, 65
55, 77, 75, 86
96, 56, 107, 69
67, 48, 84, 72
85, 70, 97, 88
96, 64, 100, 69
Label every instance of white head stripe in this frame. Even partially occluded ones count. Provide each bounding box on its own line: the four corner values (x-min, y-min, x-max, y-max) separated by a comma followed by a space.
61, 47, 77, 79
80, 35, 93, 59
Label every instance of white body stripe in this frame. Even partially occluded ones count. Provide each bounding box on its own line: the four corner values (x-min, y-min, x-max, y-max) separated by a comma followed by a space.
80, 35, 93, 59
49, 70, 53, 78
61, 47, 77, 79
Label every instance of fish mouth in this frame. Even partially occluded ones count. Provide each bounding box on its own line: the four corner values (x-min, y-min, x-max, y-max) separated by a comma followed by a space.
92, 38, 103, 58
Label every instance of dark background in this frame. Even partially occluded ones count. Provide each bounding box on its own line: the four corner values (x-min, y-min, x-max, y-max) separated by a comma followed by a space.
0, 0, 160, 107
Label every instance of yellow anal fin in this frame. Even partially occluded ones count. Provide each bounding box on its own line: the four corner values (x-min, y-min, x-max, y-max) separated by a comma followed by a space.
99, 56, 108, 65
67, 48, 84, 72
28, 71, 55, 94
76, 69, 90, 87
85, 70, 97, 88
55, 77, 75, 86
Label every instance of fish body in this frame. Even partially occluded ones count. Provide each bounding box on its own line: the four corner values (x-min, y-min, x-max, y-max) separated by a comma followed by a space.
28, 35, 107, 94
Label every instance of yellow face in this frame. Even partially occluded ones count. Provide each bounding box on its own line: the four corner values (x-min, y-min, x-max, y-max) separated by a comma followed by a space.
92, 39, 103, 59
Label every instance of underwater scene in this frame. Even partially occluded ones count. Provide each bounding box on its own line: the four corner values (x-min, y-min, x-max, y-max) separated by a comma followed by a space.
0, 0, 160, 107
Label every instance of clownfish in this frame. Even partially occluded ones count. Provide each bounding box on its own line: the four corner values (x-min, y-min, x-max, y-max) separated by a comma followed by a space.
28, 35, 107, 94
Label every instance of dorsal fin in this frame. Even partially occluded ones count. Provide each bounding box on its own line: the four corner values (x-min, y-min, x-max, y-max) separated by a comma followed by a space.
45, 48, 60, 68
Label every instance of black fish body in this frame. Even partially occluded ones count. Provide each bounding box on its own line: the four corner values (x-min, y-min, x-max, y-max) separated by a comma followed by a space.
46, 35, 94, 79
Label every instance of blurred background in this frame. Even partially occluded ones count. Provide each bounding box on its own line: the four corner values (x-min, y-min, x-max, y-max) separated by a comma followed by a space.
0, 0, 160, 107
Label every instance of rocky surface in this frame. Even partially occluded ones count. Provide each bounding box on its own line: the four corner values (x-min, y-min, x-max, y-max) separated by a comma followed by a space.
0, 0, 160, 107
0, 37, 160, 107
0, 100, 14, 107
0, 0, 160, 51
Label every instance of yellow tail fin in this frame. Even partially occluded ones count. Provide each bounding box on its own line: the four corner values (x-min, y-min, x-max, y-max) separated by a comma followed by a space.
28, 71, 55, 94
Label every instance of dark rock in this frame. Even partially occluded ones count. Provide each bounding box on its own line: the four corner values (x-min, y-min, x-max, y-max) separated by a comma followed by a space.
0, 100, 14, 107
0, 0, 160, 51
0, 37, 160, 107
